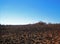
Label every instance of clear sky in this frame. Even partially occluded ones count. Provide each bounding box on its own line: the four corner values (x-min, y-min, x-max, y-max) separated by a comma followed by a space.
0, 0, 60, 25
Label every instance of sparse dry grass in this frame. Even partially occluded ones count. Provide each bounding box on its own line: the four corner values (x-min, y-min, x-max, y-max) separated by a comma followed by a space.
0, 22, 60, 44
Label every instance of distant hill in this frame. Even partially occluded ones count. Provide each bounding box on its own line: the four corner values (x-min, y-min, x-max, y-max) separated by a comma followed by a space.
0, 22, 60, 31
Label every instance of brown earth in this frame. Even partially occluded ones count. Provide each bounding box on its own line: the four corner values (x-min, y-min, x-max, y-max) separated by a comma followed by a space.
0, 22, 60, 44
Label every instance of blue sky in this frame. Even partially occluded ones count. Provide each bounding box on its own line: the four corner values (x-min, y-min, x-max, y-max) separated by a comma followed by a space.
0, 0, 60, 25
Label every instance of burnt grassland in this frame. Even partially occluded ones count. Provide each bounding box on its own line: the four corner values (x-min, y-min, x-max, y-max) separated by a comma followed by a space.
0, 22, 60, 44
